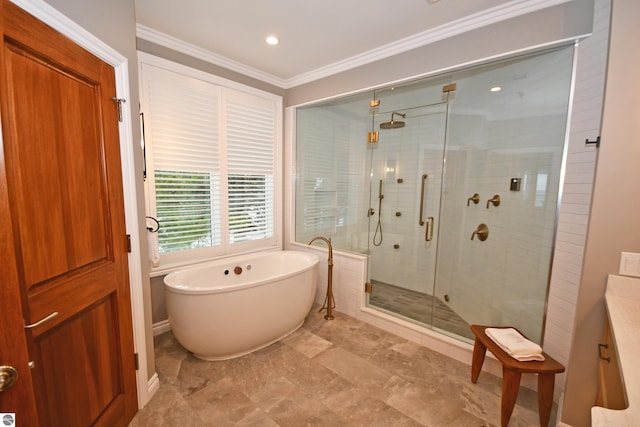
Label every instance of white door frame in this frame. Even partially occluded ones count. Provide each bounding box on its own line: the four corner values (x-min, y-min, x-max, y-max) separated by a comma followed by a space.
9, 0, 156, 408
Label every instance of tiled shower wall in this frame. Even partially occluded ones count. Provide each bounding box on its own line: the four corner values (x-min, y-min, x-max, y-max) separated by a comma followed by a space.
437, 113, 568, 343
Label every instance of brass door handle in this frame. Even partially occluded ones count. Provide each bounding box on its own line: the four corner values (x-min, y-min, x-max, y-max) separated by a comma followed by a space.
425, 216, 434, 241
471, 223, 489, 241
486, 194, 501, 208
0, 366, 18, 392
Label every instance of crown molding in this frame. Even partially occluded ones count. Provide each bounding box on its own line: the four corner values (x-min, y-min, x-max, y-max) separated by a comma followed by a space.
136, 24, 288, 88
136, 0, 572, 89
287, 0, 572, 88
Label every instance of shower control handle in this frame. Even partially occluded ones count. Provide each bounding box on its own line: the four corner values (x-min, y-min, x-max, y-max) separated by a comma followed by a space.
471, 223, 489, 241
467, 193, 480, 206
486, 194, 501, 209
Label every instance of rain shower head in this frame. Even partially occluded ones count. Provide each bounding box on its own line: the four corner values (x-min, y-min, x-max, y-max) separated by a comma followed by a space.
380, 112, 406, 129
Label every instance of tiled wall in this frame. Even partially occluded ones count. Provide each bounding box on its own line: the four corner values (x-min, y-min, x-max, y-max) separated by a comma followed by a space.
544, 0, 610, 403
437, 113, 568, 343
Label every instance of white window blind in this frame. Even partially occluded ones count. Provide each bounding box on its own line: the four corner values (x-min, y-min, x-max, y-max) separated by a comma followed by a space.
226, 98, 275, 243
144, 66, 222, 254
139, 54, 281, 268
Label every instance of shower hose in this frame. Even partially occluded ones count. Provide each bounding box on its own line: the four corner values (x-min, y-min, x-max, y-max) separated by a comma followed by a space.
373, 216, 383, 246
373, 179, 383, 246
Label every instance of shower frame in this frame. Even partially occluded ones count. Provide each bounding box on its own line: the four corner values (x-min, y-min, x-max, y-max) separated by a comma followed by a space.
294, 45, 576, 345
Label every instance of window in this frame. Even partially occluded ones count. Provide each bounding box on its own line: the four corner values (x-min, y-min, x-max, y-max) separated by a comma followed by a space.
154, 170, 218, 252
139, 54, 281, 269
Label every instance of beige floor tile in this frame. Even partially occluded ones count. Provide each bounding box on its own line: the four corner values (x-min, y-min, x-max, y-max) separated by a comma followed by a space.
131, 305, 557, 426
282, 329, 333, 359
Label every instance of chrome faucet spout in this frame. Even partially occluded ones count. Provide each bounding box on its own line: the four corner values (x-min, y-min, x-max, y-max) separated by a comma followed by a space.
308, 236, 335, 320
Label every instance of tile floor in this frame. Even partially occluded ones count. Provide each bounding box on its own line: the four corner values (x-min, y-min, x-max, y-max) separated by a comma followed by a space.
368, 281, 476, 341
130, 306, 549, 426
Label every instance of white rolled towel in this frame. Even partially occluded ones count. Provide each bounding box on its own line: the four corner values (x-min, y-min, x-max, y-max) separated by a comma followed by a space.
485, 327, 545, 362
147, 230, 160, 267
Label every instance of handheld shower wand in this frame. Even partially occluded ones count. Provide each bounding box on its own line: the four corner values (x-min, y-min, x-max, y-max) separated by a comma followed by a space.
373, 179, 383, 246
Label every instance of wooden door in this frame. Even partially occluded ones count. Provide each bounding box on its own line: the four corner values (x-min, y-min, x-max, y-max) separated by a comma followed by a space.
0, 1, 138, 426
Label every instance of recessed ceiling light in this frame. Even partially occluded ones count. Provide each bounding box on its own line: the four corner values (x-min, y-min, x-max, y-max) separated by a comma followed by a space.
266, 35, 279, 46
490, 86, 502, 92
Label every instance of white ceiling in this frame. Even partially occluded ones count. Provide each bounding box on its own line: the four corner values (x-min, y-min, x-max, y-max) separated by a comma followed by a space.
134, 0, 568, 88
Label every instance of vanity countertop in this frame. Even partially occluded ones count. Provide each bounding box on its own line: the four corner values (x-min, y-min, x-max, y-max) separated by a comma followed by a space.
592, 274, 640, 426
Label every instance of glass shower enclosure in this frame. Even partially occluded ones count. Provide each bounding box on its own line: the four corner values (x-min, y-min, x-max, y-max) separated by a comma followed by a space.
296, 46, 575, 344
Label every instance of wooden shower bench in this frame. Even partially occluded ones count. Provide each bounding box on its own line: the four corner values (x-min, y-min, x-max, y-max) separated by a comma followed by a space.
470, 325, 565, 427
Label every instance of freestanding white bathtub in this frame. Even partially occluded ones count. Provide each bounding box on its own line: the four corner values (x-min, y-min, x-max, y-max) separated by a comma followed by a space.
164, 250, 319, 360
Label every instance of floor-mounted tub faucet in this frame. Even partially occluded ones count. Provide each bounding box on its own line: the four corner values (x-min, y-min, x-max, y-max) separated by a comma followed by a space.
308, 236, 335, 320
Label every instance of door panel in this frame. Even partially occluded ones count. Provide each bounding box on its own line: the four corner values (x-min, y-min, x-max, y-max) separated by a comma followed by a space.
38, 297, 120, 426
5, 39, 111, 289
0, 1, 137, 425
367, 102, 447, 296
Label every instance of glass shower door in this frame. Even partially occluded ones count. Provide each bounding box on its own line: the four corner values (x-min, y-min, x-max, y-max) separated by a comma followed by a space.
432, 47, 575, 342
366, 96, 448, 326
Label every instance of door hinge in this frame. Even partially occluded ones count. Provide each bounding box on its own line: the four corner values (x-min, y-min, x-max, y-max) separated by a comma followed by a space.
367, 131, 379, 144
126, 234, 132, 253
112, 97, 126, 122
365, 282, 373, 294
442, 83, 457, 93
134, 352, 139, 370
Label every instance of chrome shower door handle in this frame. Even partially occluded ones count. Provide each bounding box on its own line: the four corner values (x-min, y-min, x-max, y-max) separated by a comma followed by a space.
419, 173, 428, 226
425, 216, 434, 241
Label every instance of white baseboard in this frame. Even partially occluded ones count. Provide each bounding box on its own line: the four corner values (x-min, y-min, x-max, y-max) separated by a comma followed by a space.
139, 373, 159, 409
148, 372, 160, 396
153, 319, 171, 336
